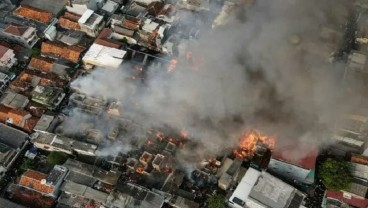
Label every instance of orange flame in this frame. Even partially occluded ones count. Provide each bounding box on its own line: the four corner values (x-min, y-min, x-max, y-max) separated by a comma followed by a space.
233, 130, 275, 160
180, 130, 188, 138
167, 59, 178, 73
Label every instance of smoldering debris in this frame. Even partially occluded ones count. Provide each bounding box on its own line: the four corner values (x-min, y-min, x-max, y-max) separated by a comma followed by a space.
67, 0, 360, 163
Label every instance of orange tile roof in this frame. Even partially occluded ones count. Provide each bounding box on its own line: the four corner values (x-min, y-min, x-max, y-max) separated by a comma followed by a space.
0, 105, 36, 132
58, 17, 81, 30
4, 25, 29, 36
19, 170, 55, 194
41, 41, 85, 63
94, 28, 122, 49
351, 154, 368, 165
8, 109, 30, 127
21, 169, 46, 181
64, 12, 81, 22
28, 56, 54, 72
0, 105, 11, 122
14, 5, 53, 24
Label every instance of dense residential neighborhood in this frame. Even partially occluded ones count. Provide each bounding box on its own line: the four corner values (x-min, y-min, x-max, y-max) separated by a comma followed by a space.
0, 0, 367, 208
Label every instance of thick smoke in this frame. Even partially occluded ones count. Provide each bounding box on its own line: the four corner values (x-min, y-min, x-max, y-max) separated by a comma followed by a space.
69, 0, 359, 162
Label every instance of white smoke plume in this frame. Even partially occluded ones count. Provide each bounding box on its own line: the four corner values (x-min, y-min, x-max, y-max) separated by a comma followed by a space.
68, 0, 361, 163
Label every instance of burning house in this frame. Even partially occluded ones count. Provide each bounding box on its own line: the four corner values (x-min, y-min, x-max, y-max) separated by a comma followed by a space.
233, 130, 275, 161
69, 92, 107, 114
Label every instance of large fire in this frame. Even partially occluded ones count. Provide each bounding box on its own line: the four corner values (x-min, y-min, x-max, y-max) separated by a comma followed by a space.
233, 130, 275, 160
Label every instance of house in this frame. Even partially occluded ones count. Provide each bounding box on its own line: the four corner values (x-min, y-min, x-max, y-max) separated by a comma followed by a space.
0, 72, 10, 91
323, 190, 368, 208
0, 45, 17, 70
69, 93, 107, 114
66, 0, 90, 16
19, 165, 68, 198
30, 131, 97, 156
41, 41, 85, 63
2, 24, 39, 48
58, 12, 81, 31
14, 5, 53, 24
267, 144, 317, 185
58, 180, 109, 207
0, 123, 28, 178
63, 158, 121, 187
20, 0, 67, 15
227, 168, 305, 208
10, 70, 67, 93
123, 2, 148, 18
33, 114, 54, 132
101, 0, 119, 15
0, 91, 29, 109
169, 195, 199, 208
94, 28, 122, 49
106, 183, 165, 208
31, 85, 66, 110
0, 197, 27, 208
217, 158, 242, 190
138, 18, 170, 51
0, 105, 38, 132
322, 161, 368, 208
28, 56, 54, 73
78, 9, 105, 37
82, 43, 127, 69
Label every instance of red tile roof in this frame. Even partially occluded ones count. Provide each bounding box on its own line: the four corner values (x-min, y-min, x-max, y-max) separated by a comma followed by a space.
351, 154, 368, 165
58, 16, 81, 30
326, 190, 368, 208
28, 56, 54, 72
0, 45, 10, 57
272, 144, 318, 169
4, 25, 29, 36
14, 5, 53, 24
94, 28, 122, 49
41, 41, 85, 63
21, 169, 46, 181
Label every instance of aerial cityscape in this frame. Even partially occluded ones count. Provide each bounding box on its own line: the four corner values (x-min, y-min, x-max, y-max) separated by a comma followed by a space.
0, 0, 367, 208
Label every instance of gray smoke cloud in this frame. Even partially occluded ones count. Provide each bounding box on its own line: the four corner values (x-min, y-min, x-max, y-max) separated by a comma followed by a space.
68, 0, 360, 162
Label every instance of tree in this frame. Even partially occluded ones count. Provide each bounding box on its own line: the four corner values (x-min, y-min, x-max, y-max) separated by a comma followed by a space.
47, 151, 69, 165
21, 158, 35, 170
207, 194, 226, 208
320, 158, 353, 191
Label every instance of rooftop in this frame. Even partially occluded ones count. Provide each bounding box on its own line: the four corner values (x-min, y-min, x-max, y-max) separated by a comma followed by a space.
0, 91, 29, 109
60, 180, 108, 203
272, 145, 318, 169
22, 169, 47, 181
82, 43, 127, 69
21, 0, 67, 15
0, 197, 27, 208
0, 123, 28, 148
0, 45, 10, 58
14, 5, 53, 24
4, 24, 29, 36
229, 168, 261, 207
41, 41, 85, 63
249, 171, 304, 208
326, 190, 368, 208
63, 159, 120, 185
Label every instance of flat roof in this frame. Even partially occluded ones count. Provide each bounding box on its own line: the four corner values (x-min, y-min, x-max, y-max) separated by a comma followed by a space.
0, 123, 28, 149
78, 9, 94, 24
83, 43, 127, 69
229, 168, 261, 206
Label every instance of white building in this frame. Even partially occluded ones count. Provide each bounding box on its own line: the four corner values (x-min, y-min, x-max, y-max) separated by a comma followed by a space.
82, 43, 127, 69
2, 24, 39, 48
0, 45, 17, 69
228, 168, 305, 208
78, 9, 105, 37
30, 131, 97, 156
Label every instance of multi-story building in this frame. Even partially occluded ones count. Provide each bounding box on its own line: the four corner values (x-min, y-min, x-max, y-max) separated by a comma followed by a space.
2, 24, 39, 48
78, 9, 105, 37
0, 45, 17, 70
